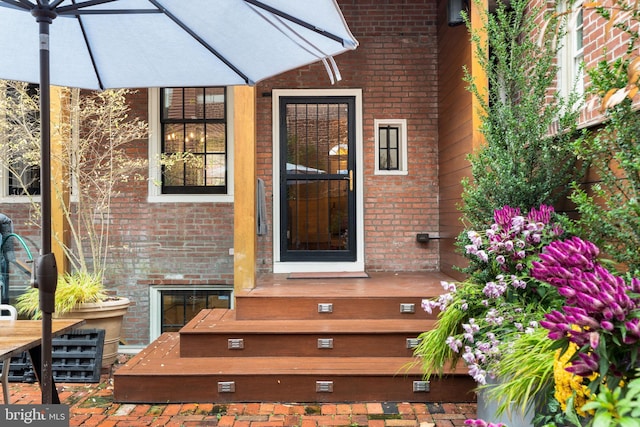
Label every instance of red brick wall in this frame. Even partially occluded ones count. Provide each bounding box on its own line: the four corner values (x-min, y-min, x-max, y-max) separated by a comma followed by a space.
526, 0, 640, 126
580, 1, 640, 125
258, 0, 440, 272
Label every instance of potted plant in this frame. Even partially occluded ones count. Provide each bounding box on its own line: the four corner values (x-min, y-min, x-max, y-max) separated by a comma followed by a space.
414, 205, 567, 425
1, 83, 146, 368
15, 270, 130, 368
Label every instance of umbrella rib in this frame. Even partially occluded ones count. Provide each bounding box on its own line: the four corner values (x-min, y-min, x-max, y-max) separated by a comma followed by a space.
147, 0, 252, 84
0, 0, 34, 11
248, 5, 338, 83
59, 8, 161, 14
243, 0, 350, 47
71, 9, 106, 89
56, 0, 117, 14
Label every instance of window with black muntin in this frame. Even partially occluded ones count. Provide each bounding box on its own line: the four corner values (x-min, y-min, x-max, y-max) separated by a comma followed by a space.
160, 87, 227, 194
378, 124, 400, 171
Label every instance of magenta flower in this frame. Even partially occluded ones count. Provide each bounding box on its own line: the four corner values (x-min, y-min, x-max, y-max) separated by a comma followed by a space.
465, 419, 506, 427
565, 352, 600, 376
532, 236, 640, 380
493, 205, 522, 229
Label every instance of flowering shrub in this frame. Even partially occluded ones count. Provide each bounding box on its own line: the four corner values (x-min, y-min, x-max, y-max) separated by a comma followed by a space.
416, 205, 565, 384
531, 236, 640, 396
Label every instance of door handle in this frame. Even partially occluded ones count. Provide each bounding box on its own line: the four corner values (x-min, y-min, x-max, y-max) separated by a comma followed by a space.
341, 170, 353, 191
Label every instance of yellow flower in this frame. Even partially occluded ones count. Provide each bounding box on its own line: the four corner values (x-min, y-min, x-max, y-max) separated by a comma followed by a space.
553, 343, 597, 417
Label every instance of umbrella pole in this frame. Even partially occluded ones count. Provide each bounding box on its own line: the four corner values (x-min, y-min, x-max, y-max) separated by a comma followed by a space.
35, 5, 59, 405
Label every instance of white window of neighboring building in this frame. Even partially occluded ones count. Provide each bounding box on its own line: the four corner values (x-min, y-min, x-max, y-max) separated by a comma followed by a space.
0, 83, 40, 201
148, 87, 234, 203
558, 0, 584, 101
374, 119, 408, 175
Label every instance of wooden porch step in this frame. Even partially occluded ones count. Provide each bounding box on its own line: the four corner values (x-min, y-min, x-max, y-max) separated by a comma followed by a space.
179, 309, 435, 357
234, 271, 449, 320
114, 333, 475, 403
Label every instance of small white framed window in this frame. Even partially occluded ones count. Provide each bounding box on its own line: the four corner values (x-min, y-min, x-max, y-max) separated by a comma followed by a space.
0, 82, 41, 202
374, 119, 408, 175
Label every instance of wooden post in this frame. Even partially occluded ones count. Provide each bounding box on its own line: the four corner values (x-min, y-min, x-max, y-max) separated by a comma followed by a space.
50, 86, 69, 275
233, 86, 257, 291
471, 0, 488, 150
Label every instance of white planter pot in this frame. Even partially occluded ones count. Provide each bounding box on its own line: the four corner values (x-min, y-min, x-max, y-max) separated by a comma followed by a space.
476, 378, 534, 427
59, 297, 130, 369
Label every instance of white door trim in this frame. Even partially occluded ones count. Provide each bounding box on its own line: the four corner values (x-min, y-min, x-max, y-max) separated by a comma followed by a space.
272, 88, 364, 273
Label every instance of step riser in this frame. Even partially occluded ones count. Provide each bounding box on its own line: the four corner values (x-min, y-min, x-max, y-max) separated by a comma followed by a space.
180, 334, 422, 357
235, 297, 435, 320
114, 374, 476, 403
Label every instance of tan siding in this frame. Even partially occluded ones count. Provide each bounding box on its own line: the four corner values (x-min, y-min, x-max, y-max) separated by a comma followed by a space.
437, 0, 475, 277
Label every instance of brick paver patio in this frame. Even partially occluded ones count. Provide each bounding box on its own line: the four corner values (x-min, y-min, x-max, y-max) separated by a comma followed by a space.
3, 356, 477, 427
6, 381, 477, 426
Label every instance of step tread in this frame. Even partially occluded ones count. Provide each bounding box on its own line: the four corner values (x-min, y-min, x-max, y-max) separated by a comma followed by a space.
115, 333, 462, 376
237, 271, 452, 298
180, 309, 434, 334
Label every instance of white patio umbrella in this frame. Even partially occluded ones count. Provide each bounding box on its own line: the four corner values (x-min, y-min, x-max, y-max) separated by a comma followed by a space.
0, 0, 358, 404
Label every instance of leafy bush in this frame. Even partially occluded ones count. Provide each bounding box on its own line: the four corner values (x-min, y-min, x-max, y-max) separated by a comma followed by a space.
461, 0, 582, 228
565, 0, 640, 275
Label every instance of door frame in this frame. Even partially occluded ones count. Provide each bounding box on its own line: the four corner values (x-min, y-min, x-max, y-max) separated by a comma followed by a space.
272, 89, 364, 273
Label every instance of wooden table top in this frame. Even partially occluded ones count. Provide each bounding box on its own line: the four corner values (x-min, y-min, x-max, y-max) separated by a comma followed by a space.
0, 318, 85, 359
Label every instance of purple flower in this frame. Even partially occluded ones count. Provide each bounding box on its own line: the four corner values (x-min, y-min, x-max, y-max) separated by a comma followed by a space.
599, 320, 614, 331
503, 240, 514, 251
558, 286, 576, 300
468, 363, 487, 384
441, 281, 457, 292
625, 319, 640, 341
467, 230, 483, 247
421, 299, 436, 314
493, 205, 522, 229
589, 331, 600, 348
511, 216, 525, 231
563, 306, 601, 329
446, 336, 463, 352
465, 419, 506, 427
483, 281, 506, 298
511, 278, 527, 289
527, 204, 554, 223
462, 347, 476, 364
565, 352, 599, 377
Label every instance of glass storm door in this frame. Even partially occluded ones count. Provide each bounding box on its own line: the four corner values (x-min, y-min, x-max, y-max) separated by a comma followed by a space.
279, 96, 356, 262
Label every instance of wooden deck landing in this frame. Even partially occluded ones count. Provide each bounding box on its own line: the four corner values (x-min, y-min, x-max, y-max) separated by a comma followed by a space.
239, 271, 452, 298
113, 272, 475, 403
